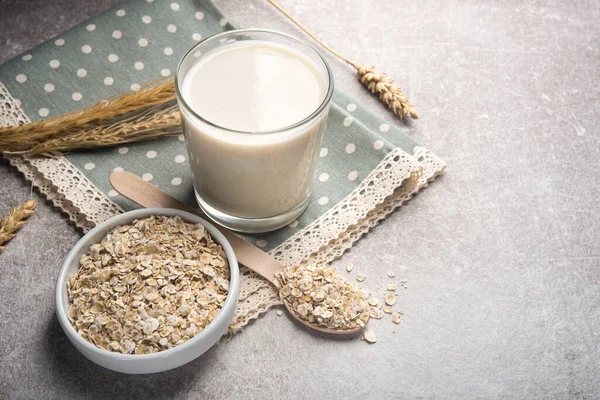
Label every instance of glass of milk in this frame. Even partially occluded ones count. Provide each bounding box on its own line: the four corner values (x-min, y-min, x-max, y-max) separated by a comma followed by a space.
175, 29, 334, 233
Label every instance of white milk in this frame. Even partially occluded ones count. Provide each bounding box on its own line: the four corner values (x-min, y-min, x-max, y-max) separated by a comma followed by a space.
180, 40, 329, 220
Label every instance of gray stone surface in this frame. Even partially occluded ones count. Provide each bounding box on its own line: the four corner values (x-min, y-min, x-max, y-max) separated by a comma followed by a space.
1, 0, 599, 399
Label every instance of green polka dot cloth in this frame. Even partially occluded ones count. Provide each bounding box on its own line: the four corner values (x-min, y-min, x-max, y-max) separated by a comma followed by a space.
0, 0, 445, 329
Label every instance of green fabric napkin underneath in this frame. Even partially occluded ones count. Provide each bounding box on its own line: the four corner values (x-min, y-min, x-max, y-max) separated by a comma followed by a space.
0, 0, 428, 252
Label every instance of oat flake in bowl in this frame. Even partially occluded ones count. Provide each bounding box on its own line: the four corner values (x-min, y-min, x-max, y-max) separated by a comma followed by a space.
67, 215, 230, 355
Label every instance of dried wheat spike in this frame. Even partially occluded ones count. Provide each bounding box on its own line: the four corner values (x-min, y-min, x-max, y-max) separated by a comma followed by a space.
0, 199, 37, 252
0, 78, 176, 154
355, 65, 418, 120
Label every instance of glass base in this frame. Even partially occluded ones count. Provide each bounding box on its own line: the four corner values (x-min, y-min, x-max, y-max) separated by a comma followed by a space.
194, 189, 309, 233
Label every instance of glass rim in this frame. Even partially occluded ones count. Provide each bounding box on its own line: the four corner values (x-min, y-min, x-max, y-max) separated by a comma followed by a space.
175, 28, 334, 135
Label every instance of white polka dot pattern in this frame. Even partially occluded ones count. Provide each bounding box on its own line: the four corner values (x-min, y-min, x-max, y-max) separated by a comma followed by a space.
0, 1, 434, 293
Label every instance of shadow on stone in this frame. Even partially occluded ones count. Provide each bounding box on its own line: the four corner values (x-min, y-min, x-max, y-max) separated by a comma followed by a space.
43, 314, 217, 399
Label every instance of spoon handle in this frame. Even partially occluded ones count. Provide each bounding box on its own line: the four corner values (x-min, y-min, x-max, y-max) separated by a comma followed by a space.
109, 171, 282, 285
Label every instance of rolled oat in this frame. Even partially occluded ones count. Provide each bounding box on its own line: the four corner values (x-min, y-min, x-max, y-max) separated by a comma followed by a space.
67, 216, 230, 354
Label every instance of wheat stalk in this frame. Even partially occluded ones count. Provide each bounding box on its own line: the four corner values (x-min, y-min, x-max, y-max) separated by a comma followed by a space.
266, 0, 418, 120
0, 79, 178, 155
24, 104, 182, 156
0, 200, 37, 252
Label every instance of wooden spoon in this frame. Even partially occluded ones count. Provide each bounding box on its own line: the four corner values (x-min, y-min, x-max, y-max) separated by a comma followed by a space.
109, 171, 367, 335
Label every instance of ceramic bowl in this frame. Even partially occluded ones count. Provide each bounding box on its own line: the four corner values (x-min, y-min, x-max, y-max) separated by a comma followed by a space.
55, 208, 239, 374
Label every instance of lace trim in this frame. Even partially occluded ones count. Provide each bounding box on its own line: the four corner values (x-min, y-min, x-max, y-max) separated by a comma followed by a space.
0, 81, 445, 333
270, 148, 419, 266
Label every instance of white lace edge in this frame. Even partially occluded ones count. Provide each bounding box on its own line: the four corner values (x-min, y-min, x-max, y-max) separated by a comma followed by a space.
0, 83, 123, 230
0, 81, 446, 333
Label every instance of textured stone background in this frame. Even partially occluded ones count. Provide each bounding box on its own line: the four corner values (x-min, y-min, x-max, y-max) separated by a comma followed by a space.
1, 0, 599, 399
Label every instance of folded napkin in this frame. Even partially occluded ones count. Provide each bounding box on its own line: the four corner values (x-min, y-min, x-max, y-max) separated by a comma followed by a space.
0, 0, 445, 331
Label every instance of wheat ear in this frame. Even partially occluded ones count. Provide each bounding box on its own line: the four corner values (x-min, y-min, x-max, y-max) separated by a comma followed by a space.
0, 200, 37, 252
0, 79, 177, 155
266, 0, 418, 120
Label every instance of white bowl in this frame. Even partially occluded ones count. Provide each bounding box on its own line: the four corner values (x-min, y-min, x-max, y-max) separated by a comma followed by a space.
55, 208, 240, 374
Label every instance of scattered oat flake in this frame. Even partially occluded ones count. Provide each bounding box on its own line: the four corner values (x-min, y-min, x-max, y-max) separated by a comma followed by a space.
368, 297, 379, 307
392, 315, 401, 324
345, 263, 353, 272
388, 271, 395, 278
383, 306, 393, 314
401, 279, 408, 283
356, 273, 366, 282
364, 329, 377, 343
387, 284, 397, 291
369, 306, 384, 319
276, 310, 283, 317
384, 293, 397, 306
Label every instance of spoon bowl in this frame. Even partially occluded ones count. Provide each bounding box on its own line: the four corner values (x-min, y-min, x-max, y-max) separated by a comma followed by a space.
282, 300, 368, 335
